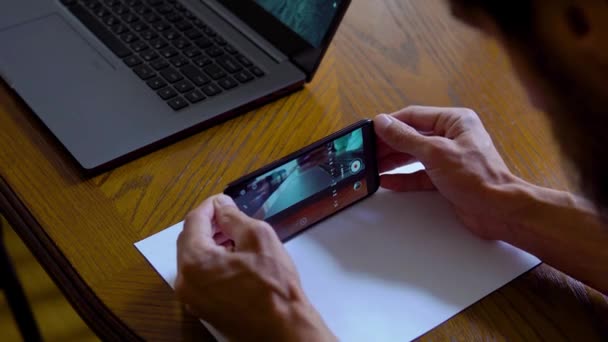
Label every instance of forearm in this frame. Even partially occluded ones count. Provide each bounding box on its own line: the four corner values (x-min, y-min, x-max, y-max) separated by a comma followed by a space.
278, 299, 337, 342
498, 179, 608, 294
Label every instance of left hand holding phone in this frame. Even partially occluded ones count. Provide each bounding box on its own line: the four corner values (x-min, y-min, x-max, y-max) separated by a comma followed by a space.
176, 194, 336, 342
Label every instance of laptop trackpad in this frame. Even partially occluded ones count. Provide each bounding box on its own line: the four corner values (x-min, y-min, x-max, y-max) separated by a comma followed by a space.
0, 13, 127, 165
0, 14, 116, 89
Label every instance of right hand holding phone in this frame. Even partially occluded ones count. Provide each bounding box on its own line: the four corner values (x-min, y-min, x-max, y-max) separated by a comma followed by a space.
374, 106, 524, 240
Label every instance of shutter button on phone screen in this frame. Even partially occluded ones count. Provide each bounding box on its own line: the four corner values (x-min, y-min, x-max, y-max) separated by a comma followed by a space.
350, 160, 362, 173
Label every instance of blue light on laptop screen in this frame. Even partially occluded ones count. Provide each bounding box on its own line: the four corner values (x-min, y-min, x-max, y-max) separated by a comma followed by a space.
254, 0, 343, 47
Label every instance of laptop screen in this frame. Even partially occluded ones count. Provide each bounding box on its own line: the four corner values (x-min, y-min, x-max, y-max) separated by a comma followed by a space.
253, 0, 344, 48
217, 0, 351, 81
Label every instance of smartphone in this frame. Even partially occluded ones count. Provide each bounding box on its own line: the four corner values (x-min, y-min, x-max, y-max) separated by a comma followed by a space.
224, 120, 379, 242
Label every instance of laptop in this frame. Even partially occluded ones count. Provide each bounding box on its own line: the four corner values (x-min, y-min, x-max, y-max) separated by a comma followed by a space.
0, 0, 351, 173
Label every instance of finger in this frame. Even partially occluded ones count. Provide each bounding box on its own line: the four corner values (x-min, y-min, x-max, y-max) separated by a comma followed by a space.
176, 197, 225, 305
380, 171, 436, 192
374, 114, 438, 160
213, 231, 230, 245
220, 240, 235, 252
213, 194, 277, 251
376, 136, 399, 159
178, 196, 223, 254
389, 106, 462, 133
378, 153, 417, 173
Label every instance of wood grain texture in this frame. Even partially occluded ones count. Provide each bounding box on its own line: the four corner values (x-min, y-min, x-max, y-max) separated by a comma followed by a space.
0, 0, 607, 340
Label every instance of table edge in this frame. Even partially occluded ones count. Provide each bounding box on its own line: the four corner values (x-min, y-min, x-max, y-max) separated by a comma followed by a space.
0, 175, 142, 341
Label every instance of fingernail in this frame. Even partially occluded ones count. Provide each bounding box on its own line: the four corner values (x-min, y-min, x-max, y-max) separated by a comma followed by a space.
374, 114, 393, 130
214, 194, 236, 207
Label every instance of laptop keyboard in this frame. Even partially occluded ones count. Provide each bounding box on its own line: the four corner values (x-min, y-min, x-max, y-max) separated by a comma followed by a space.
60, 0, 265, 111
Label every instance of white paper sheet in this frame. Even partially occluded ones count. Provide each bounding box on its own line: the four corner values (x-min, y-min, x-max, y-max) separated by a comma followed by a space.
135, 163, 540, 341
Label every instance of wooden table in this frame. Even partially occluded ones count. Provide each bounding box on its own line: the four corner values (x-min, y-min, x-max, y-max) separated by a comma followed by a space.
1, 0, 607, 340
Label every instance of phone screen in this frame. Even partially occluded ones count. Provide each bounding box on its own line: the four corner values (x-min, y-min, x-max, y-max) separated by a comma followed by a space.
225, 120, 379, 241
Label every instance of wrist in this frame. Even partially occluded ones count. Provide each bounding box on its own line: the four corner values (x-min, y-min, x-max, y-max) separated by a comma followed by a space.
483, 175, 543, 241
488, 176, 581, 243
272, 294, 336, 342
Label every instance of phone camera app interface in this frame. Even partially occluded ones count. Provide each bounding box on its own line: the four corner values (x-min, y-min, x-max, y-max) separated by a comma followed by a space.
231, 127, 370, 239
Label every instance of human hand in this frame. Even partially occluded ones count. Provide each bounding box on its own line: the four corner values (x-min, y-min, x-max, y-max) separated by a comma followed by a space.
374, 106, 524, 240
175, 194, 335, 342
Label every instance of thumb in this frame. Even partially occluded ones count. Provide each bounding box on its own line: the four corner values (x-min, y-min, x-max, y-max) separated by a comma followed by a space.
374, 114, 433, 161
213, 194, 275, 251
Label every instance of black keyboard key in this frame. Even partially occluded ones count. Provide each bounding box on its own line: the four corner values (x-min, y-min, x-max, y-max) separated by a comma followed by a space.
153, 21, 171, 31
150, 38, 168, 49
157, 86, 177, 99
151, 58, 170, 70
173, 38, 191, 49
167, 13, 183, 23
133, 65, 155, 79
224, 44, 237, 54
176, 21, 192, 32
203, 64, 226, 80
183, 47, 201, 58
111, 23, 128, 34
160, 47, 178, 58
168, 96, 189, 110
174, 3, 186, 12
216, 55, 241, 73
141, 30, 158, 40
143, 12, 161, 23
181, 64, 210, 86
214, 36, 226, 46
160, 67, 183, 83
193, 56, 211, 67
170, 55, 189, 67
141, 50, 159, 61
113, 4, 129, 14
218, 77, 237, 90
120, 31, 139, 43
174, 79, 194, 93
134, 5, 151, 15
234, 69, 254, 83
194, 37, 212, 49
84, 1, 101, 10
186, 89, 207, 103
66, 3, 132, 58
124, 55, 142, 67
184, 10, 195, 20
192, 19, 206, 29
94, 7, 111, 18
205, 46, 223, 57
185, 89, 205, 103
103, 15, 119, 26
236, 54, 252, 67
131, 41, 149, 52
163, 29, 180, 40
157, 4, 173, 14
203, 26, 216, 37
250, 66, 265, 77
121, 12, 139, 23
200, 83, 222, 96
147, 77, 167, 90
132, 21, 148, 32
125, 0, 142, 7
185, 29, 202, 39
